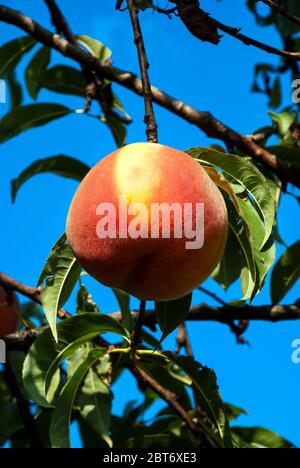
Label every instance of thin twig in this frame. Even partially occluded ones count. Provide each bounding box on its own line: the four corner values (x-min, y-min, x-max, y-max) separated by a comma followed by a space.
256, 0, 300, 28
209, 13, 300, 61
127, 0, 158, 143
44, 0, 77, 43
229, 320, 250, 346
0, 5, 299, 186
247, 127, 276, 144
198, 286, 227, 306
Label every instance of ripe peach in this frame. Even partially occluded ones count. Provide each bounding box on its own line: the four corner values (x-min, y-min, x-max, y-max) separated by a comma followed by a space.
0, 286, 19, 335
66, 143, 228, 301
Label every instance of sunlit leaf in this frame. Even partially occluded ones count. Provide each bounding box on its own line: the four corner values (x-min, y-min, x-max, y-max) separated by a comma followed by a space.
77, 35, 112, 62
50, 349, 107, 448
187, 147, 275, 248
38, 234, 81, 341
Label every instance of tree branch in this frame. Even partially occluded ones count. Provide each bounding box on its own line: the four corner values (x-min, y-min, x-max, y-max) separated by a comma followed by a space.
44, 0, 77, 44
111, 300, 300, 326
0, 5, 299, 187
4, 300, 299, 352
1, 271, 300, 332
256, 0, 300, 28
0, 272, 41, 304
210, 15, 300, 61
43, 0, 112, 117
127, 362, 220, 447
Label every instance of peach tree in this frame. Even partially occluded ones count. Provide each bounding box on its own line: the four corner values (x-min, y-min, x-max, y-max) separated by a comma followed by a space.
0, 0, 299, 449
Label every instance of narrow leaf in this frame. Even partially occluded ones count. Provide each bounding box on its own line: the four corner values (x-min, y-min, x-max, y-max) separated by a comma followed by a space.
38, 234, 81, 341
11, 155, 90, 203
271, 240, 300, 303
50, 349, 107, 448
40, 65, 86, 97
23, 313, 129, 407
0, 36, 36, 77
112, 289, 134, 333
0, 104, 70, 143
77, 35, 112, 61
187, 147, 275, 248
155, 294, 192, 343
25, 47, 51, 99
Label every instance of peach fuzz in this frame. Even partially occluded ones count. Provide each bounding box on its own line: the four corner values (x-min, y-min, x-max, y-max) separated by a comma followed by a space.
66, 143, 228, 301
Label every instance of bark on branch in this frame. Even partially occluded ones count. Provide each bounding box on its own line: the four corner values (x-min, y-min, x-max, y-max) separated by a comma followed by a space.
127, 0, 158, 143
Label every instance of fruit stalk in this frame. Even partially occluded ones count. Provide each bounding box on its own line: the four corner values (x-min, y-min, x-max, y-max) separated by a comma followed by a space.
131, 299, 146, 349
127, 0, 158, 143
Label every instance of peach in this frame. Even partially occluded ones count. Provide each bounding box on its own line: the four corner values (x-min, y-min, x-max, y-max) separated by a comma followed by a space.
0, 286, 19, 336
66, 143, 228, 301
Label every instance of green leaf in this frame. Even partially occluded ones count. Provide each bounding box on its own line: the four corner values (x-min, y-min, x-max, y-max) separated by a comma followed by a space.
269, 77, 282, 109
112, 289, 134, 333
238, 197, 276, 295
224, 403, 249, 423
187, 147, 275, 248
76, 284, 100, 314
77, 35, 112, 61
233, 426, 295, 449
50, 349, 107, 448
23, 313, 129, 407
138, 353, 192, 406
25, 47, 51, 99
0, 103, 71, 143
75, 345, 112, 447
271, 240, 300, 303
276, 0, 300, 38
0, 36, 36, 77
112, 93, 132, 124
38, 234, 81, 341
44, 313, 128, 399
22, 330, 60, 408
155, 293, 192, 342
78, 415, 109, 448
164, 353, 226, 445
11, 155, 90, 203
6, 71, 23, 109
40, 65, 86, 97
225, 196, 256, 302
211, 228, 243, 290
100, 114, 127, 147
268, 111, 296, 139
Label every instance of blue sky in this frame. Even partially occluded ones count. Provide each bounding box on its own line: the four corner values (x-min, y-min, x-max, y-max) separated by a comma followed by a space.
1, 0, 300, 447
